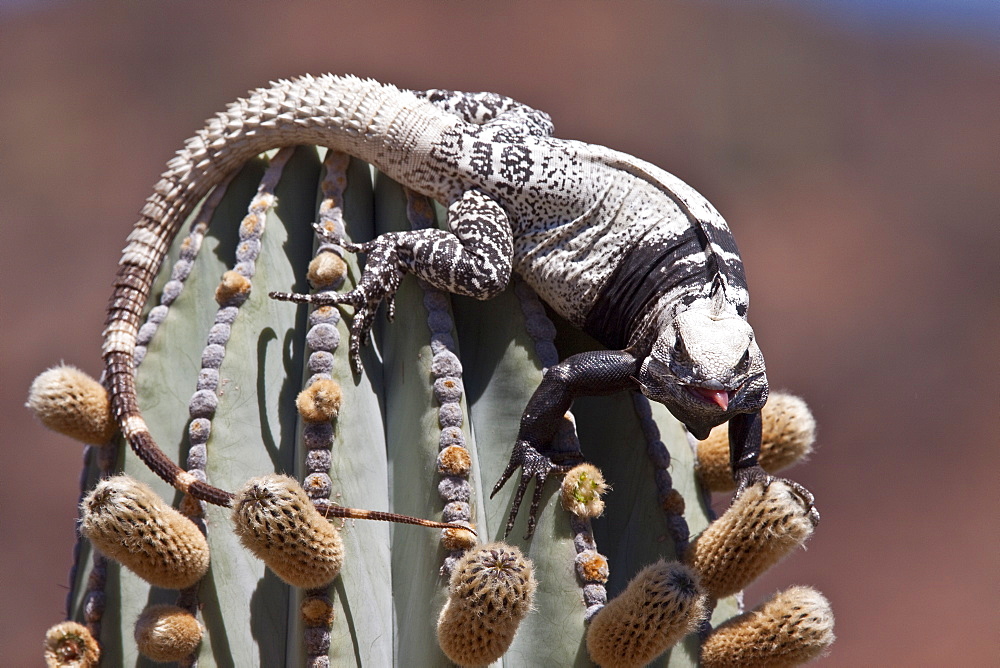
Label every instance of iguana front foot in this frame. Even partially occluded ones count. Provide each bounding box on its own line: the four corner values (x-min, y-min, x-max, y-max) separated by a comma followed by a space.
734, 465, 820, 527
270, 234, 406, 372
491, 441, 580, 539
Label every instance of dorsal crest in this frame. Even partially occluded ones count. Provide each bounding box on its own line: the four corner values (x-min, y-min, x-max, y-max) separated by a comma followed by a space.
709, 274, 727, 315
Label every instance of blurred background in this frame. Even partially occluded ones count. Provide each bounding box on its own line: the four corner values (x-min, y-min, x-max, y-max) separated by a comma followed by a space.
2, 1, 997, 665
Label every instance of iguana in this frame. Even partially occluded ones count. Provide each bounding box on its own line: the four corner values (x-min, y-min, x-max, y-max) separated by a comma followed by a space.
104, 74, 814, 538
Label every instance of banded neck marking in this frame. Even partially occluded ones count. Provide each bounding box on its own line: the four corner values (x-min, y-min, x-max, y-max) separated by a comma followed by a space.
583, 228, 748, 350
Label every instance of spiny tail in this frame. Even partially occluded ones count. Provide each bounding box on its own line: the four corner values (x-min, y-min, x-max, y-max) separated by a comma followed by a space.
101, 74, 449, 508
314, 499, 476, 535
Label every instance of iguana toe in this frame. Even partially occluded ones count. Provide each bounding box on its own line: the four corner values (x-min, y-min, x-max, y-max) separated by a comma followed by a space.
734, 465, 820, 527
493, 442, 580, 539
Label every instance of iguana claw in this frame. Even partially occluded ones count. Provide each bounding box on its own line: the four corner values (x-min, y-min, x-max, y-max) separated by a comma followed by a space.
734, 465, 820, 526
491, 441, 578, 539
270, 234, 405, 373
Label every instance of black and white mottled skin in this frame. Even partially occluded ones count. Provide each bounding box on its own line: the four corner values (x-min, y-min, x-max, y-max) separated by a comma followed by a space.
104, 74, 813, 537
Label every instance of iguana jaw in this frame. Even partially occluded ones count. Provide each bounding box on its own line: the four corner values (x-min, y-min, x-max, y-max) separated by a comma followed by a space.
636, 357, 732, 434
636, 349, 767, 440
686, 386, 733, 410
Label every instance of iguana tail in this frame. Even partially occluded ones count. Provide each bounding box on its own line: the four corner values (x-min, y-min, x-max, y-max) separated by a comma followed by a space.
102, 74, 451, 506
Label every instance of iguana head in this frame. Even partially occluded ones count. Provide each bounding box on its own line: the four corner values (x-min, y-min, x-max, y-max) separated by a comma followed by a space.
635, 298, 767, 440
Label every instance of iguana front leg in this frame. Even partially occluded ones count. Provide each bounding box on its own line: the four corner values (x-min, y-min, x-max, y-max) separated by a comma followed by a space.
492, 350, 640, 538
272, 189, 512, 371
270, 231, 410, 371
730, 411, 821, 525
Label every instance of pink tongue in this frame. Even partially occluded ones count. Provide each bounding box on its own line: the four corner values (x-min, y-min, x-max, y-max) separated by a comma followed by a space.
695, 388, 730, 410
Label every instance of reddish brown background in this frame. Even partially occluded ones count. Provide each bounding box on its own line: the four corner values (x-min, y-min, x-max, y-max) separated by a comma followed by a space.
3, 2, 997, 665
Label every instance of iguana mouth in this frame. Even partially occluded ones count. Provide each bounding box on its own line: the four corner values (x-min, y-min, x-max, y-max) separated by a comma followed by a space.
686, 386, 732, 410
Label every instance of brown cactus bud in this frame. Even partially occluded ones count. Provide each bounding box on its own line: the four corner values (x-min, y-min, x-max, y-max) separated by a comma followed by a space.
661, 488, 686, 515
43, 621, 100, 668
437, 542, 535, 666
701, 586, 835, 667
134, 604, 203, 663
575, 550, 610, 584
239, 210, 266, 237
696, 392, 816, 492
437, 445, 472, 476
27, 365, 116, 445
301, 595, 336, 627
215, 269, 251, 304
232, 474, 344, 588
80, 476, 209, 589
307, 251, 347, 289
296, 378, 343, 422
686, 482, 815, 599
560, 463, 608, 519
440, 522, 477, 551
586, 560, 705, 668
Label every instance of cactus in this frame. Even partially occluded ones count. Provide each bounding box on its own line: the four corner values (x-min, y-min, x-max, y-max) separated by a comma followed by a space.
32, 146, 833, 666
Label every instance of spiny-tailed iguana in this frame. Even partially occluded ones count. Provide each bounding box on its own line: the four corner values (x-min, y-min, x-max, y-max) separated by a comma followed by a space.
104, 74, 815, 537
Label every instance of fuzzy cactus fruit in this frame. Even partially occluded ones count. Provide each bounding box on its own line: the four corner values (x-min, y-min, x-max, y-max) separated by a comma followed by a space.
701, 586, 835, 667
436, 542, 536, 666
80, 475, 210, 590
685, 480, 817, 599
134, 604, 203, 663
27, 365, 116, 445
38, 147, 831, 666
696, 392, 816, 492
43, 621, 100, 668
586, 560, 706, 667
231, 474, 345, 589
